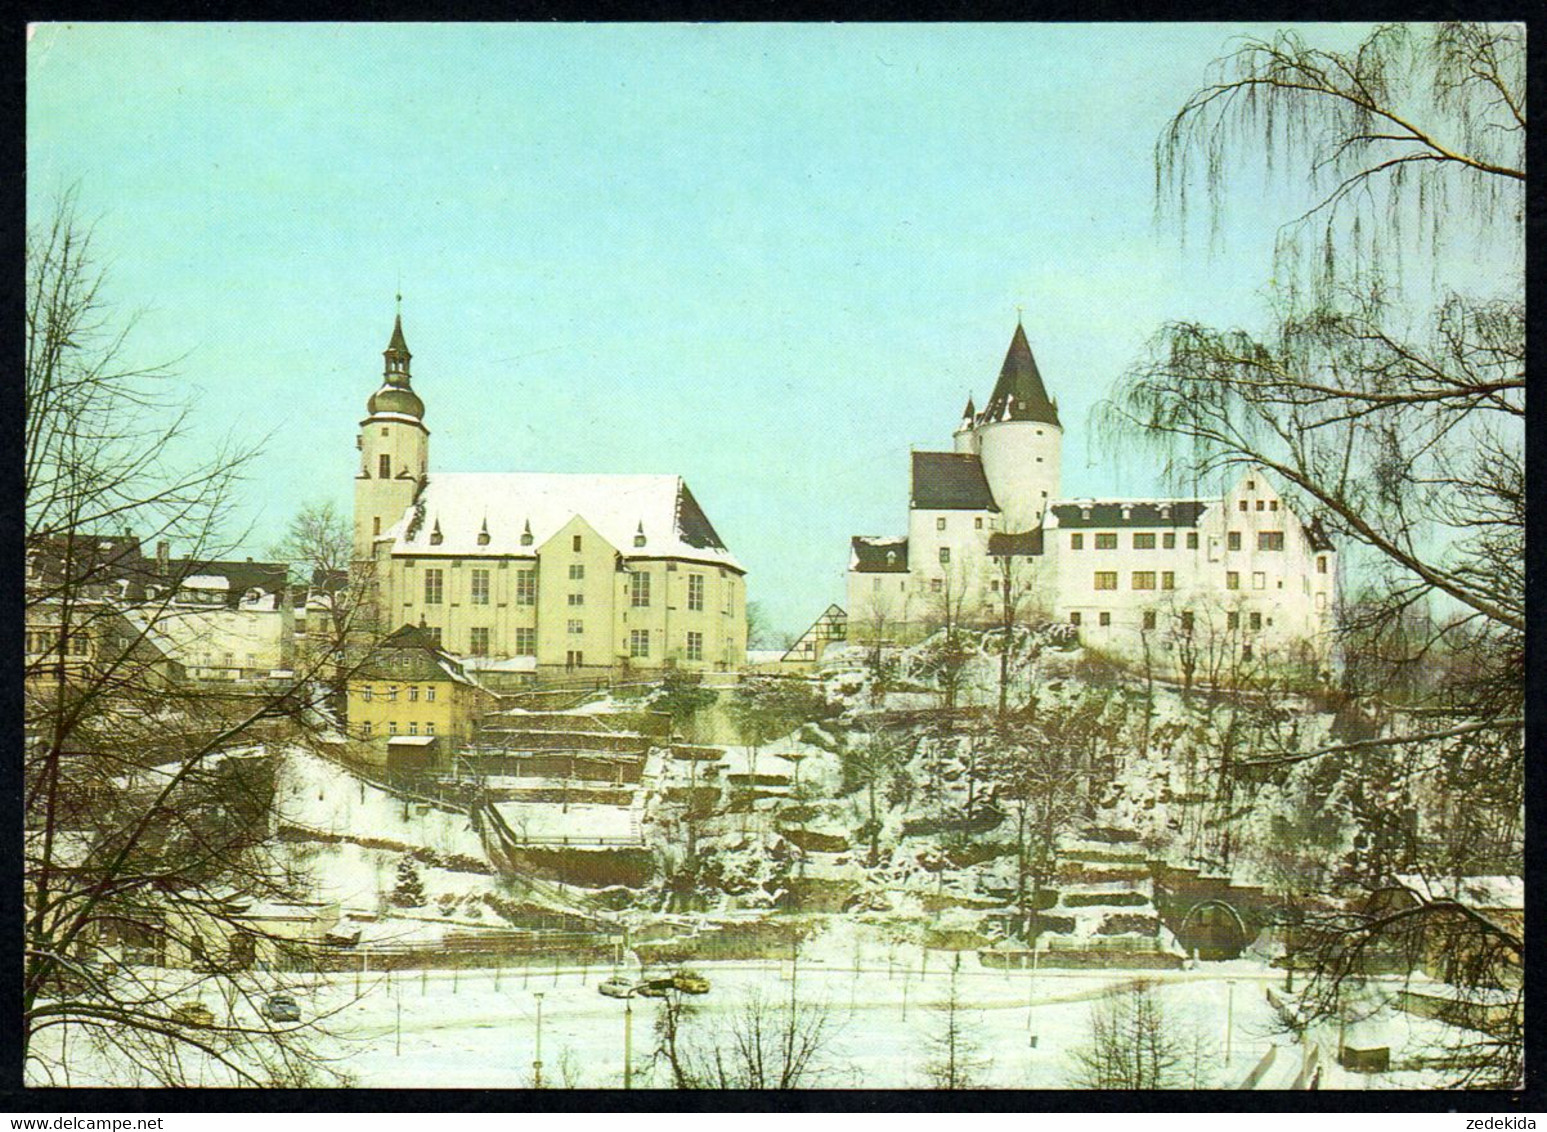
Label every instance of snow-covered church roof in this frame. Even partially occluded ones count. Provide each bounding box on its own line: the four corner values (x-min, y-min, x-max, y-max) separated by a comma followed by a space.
382, 472, 743, 572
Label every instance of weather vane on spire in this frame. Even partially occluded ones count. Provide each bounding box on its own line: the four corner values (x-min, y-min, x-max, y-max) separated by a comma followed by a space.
1016, 304, 1024, 324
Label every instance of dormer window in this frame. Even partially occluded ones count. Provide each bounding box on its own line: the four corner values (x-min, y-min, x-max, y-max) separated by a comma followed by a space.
1159, 505, 1171, 520
429, 520, 443, 546
1081, 507, 1091, 520
634, 522, 647, 548
520, 521, 534, 547
1121, 506, 1132, 520
477, 520, 490, 547
886, 550, 897, 565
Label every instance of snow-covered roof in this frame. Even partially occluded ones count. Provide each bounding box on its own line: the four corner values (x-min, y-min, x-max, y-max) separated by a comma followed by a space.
388, 735, 437, 747
382, 472, 742, 571
462, 655, 539, 673
182, 574, 230, 590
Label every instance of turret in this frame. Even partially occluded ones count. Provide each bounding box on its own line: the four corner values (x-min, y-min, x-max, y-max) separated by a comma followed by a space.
953, 395, 978, 454
354, 309, 430, 559
975, 319, 1061, 530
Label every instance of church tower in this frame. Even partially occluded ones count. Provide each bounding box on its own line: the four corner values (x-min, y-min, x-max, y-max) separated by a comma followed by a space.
974, 319, 1061, 531
354, 310, 430, 559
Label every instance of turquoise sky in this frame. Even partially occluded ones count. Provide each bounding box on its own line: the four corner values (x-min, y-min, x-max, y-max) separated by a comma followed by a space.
29, 22, 1377, 640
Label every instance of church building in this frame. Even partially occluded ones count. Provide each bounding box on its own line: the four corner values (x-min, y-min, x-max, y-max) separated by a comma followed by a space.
847, 319, 1340, 678
353, 314, 747, 679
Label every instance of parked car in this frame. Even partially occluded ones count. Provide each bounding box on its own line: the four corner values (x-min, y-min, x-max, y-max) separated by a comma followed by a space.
597, 976, 635, 999
172, 1001, 215, 1027
263, 994, 301, 1022
634, 977, 677, 998
672, 969, 710, 995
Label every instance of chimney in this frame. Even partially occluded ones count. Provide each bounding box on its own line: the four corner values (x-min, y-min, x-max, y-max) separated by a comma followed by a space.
156, 541, 170, 570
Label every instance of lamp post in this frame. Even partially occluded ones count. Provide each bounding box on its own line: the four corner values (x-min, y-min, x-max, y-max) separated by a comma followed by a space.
532, 991, 544, 1088
623, 994, 634, 1089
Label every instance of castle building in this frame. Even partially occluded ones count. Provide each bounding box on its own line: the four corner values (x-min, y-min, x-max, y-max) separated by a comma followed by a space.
847, 320, 1340, 677
353, 313, 748, 680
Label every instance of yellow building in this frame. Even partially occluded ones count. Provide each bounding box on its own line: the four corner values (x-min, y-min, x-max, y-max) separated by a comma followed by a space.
351, 313, 748, 678
346, 624, 495, 770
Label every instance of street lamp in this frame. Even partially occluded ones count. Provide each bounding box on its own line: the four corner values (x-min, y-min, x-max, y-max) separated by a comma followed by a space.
532, 991, 544, 1089
623, 991, 635, 1090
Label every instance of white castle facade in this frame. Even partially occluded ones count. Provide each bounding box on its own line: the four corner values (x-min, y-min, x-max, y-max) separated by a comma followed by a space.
847, 321, 1340, 678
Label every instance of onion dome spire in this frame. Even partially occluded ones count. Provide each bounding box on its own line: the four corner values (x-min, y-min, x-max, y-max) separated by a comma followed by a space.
367, 302, 425, 420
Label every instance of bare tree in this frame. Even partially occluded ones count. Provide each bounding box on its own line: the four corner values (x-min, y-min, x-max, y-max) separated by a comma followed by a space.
25, 190, 362, 1086
920, 953, 990, 1088
1069, 981, 1201, 1090
1113, 22, 1523, 1087
652, 987, 839, 1089
270, 500, 377, 689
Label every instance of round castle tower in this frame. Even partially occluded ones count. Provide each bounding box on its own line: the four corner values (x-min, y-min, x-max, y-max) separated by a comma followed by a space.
354, 311, 430, 559
973, 320, 1061, 531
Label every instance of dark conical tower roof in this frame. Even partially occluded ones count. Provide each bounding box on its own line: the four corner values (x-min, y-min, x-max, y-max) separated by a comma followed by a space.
386, 313, 411, 360
982, 320, 1059, 428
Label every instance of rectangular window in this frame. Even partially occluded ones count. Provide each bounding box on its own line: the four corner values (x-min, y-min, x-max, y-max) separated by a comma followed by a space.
1094, 533, 1117, 550
630, 571, 651, 607
425, 722, 435, 736
1270, 500, 1279, 511
516, 570, 536, 604
568, 563, 585, 580
1094, 571, 1118, 591
409, 721, 419, 736
1180, 611, 1194, 633
1315, 592, 1327, 611
1142, 610, 1157, 631
938, 547, 951, 565
1256, 500, 1265, 511
1132, 571, 1156, 590
1098, 612, 1111, 627
1186, 532, 1199, 550
688, 573, 705, 611
1162, 532, 1176, 549
1161, 571, 1176, 590
568, 619, 583, 635
1317, 556, 1328, 574
1258, 531, 1285, 551
1228, 611, 1240, 629
425, 687, 436, 702
1227, 532, 1242, 551
1238, 500, 1248, 512
471, 569, 490, 604
470, 627, 490, 655
936, 517, 946, 531
373, 516, 381, 537
1133, 533, 1156, 550
361, 721, 372, 738
1070, 533, 1083, 550
931, 578, 943, 593
1249, 612, 1262, 631
686, 631, 704, 661
572, 535, 583, 552
386, 687, 398, 702
630, 629, 650, 658
515, 627, 535, 655
1242, 643, 1253, 661
567, 649, 584, 667
974, 517, 983, 529
379, 454, 391, 479
1069, 611, 1082, 626
1227, 571, 1240, 590
990, 578, 1001, 593
363, 687, 373, 703
568, 592, 584, 606
424, 569, 444, 604
1252, 571, 1266, 590
388, 721, 398, 735
409, 686, 419, 702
